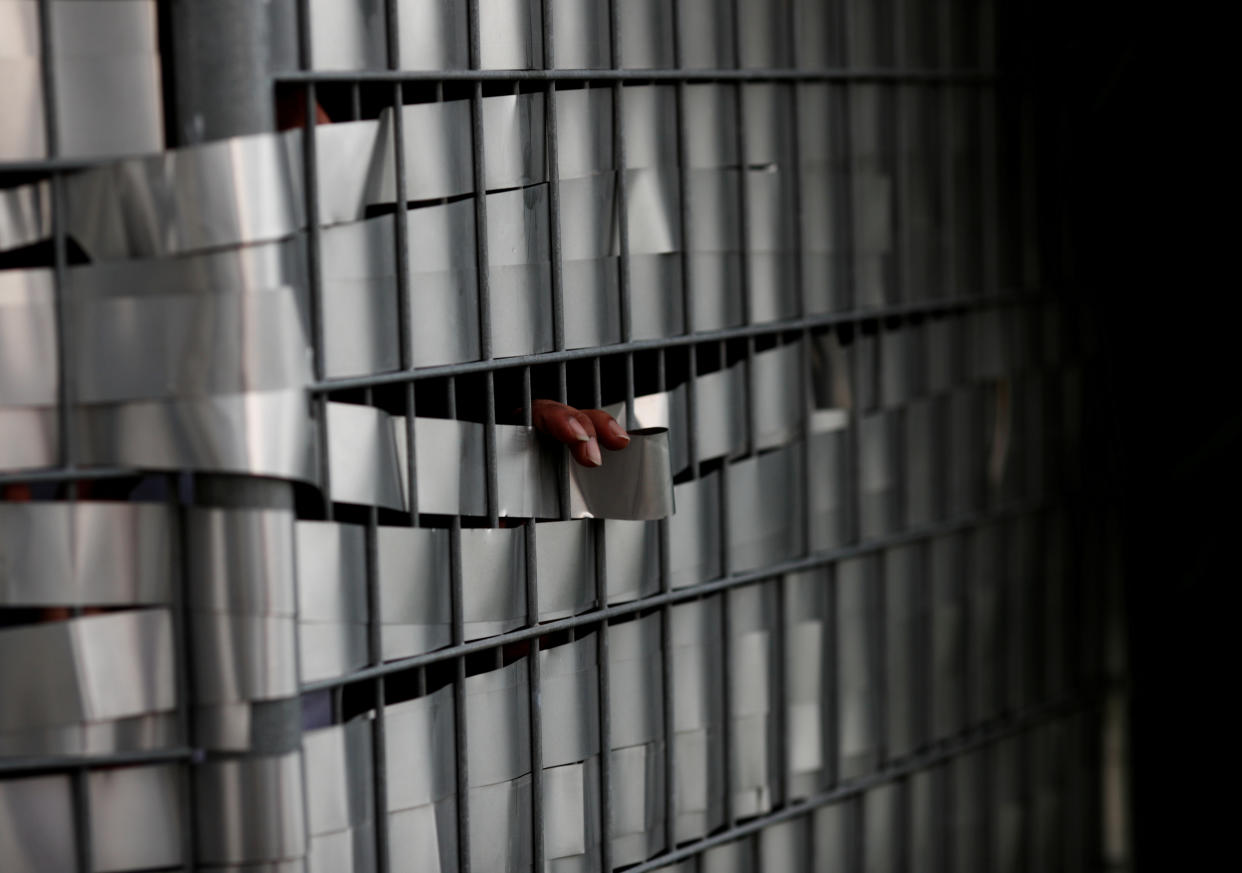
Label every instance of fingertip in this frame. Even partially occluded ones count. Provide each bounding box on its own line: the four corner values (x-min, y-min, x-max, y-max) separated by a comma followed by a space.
571, 439, 603, 467
567, 417, 591, 442
584, 409, 631, 450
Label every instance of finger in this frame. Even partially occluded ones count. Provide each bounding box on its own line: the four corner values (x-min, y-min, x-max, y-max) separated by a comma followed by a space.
531, 400, 603, 467
567, 409, 603, 467
582, 409, 630, 451
531, 399, 593, 444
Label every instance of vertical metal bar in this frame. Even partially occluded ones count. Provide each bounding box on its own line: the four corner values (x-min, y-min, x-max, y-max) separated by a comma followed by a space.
913, 539, 931, 753
595, 592, 614, 872
670, 0, 700, 477
655, 348, 678, 857
833, 3, 864, 555
35, 0, 75, 476
37, 2, 88, 865
870, 553, 889, 770
588, 363, 614, 873
604, 0, 636, 425
363, 393, 392, 873
771, 575, 790, 809
36, 0, 61, 158
540, 15, 565, 356
718, 589, 736, 831
937, 760, 954, 873
823, 563, 840, 789
444, 375, 472, 873
783, 0, 816, 575
894, 775, 911, 873
726, 0, 757, 465
169, 480, 199, 873
381, 0, 421, 525
959, 530, 974, 733
846, 794, 864, 873
521, 367, 546, 873
979, 738, 995, 873
292, 0, 333, 521
464, 0, 498, 527
538, 0, 572, 521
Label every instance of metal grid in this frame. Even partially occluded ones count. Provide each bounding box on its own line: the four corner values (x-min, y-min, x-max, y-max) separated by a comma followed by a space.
0, 1, 1128, 872
0, 2, 195, 871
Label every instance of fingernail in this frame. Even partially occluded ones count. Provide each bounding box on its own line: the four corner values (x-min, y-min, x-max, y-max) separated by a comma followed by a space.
568, 419, 591, 442
586, 439, 602, 466
607, 421, 631, 444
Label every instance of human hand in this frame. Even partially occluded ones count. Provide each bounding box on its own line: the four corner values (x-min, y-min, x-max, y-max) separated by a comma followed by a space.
529, 399, 630, 467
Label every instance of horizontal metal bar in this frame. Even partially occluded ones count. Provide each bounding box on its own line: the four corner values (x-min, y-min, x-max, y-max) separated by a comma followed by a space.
0, 747, 196, 777
312, 291, 1030, 392
0, 156, 144, 174
0, 466, 145, 486
624, 686, 1125, 873
276, 67, 996, 84
301, 498, 1048, 691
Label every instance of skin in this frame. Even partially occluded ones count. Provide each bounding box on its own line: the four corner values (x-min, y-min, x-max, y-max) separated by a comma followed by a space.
274, 92, 634, 469
529, 399, 630, 468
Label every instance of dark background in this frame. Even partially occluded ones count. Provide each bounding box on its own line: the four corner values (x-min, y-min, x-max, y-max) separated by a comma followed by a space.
1046, 4, 1230, 867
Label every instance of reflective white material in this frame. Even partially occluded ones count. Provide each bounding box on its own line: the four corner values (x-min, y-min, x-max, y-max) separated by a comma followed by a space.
609, 740, 665, 865
540, 634, 600, 767
385, 685, 457, 814
73, 388, 315, 483
0, 1, 163, 161
0, 711, 177, 757
668, 471, 722, 589
0, 180, 50, 252
608, 615, 663, 750
0, 765, 182, 873
66, 132, 303, 260
305, 717, 376, 873
533, 519, 596, 620
477, 0, 542, 70
0, 268, 56, 407
726, 443, 805, 573
671, 597, 726, 842
567, 427, 673, 520
0, 501, 174, 606
328, 402, 407, 512
196, 751, 307, 866
728, 583, 776, 818
0, 774, 75, 873
759, 818, 810, 873
785, 569, 827, 799
931, 534, 965, 740
468, 774, 533, 873
837, 557, 875, 778
0, 609, 174, 735
602, 519, 659, 604
191, 613, 299, 705
377, 526, 451, 660
88, 765, 184, 873
74, 285, 311, 404
296, 521, 370, 683
549, 0, 610, 68
332, 404, 675, 520
859, 410, 896, 538
486, 185, 553, 358
466, 659, 532, 787
319, 217, 401, 379
885, 544, 920, 759
459, 527, 526, 640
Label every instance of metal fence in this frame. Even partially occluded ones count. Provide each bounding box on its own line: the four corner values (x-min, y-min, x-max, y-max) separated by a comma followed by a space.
0, 1, 1128, 871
